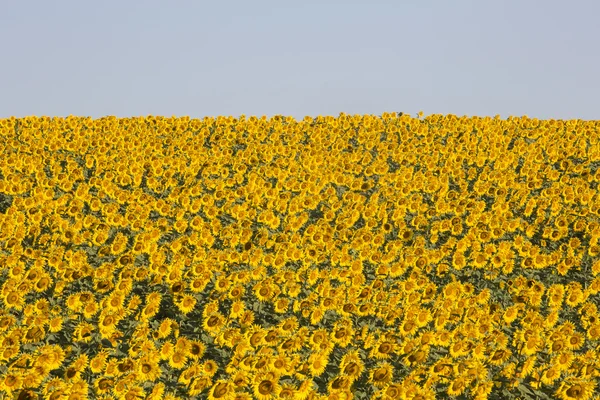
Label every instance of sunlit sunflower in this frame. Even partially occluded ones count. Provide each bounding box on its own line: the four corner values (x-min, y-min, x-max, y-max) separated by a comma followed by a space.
556, 378, 596, 400
566, 332, 585, 351
89, 350, 109, 374
369, 362, 393, 388
73, 322, 95, 343
203, 312, 226, 334
278, 383, 296, 398
253, 377, 281, 400
540, 365, 561, 386
399, 319, 419, 337
168, 351, 188, 370
446, 375, 468, 397
3, 290, 25, 310
208, 380, 234, 400
554, 351, 574, 372
94, 377, 115, 396
307, 352, 329, 377
330, 323, 354, 348
176, 294, 197, 315
137, 354, 162, 382
328, 375, 352, 393
489, 349, 511, 366
370, 339, 396, 360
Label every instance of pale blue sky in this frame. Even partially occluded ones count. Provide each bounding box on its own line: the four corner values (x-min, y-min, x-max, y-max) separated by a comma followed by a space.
2, 0, 599, 120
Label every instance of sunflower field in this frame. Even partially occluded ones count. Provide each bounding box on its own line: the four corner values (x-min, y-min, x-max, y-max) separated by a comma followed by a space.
0, 113, 600, 400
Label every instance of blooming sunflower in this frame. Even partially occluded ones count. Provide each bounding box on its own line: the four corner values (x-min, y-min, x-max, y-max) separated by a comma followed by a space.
203, 312, 226, 334
137, 354, 162, 382
3, 290, 25, 310
89, 350, 109, 374
278, 383, 296, 398
330, 323, 354, 348
188, 340, 206, 360
307, 352, 330, 377
399, 319, 419, 337
556, 378, 596, 400
370, 339, 396, 360
176, 294, 197, 315
566, 332, 585, 351
328, 375, 352, 393
168, 351, 188, 370
94, 378, 115, 396
554, 352, 574, 372
446, 376, 468, 397
208, 381, 234, 400
541, 365, 561, 386
369, 362, 393, 388
489, 349, 511, 367
229, 300, 246, 319
253, 377, 281, 400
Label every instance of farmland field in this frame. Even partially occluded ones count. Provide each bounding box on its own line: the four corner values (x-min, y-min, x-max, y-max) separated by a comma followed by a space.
1, 113, 600, 399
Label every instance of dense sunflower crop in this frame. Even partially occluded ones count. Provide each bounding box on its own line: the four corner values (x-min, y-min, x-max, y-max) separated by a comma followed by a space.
0, 113, 600, 399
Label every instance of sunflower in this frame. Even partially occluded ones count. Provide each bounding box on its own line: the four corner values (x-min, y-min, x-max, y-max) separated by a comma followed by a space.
405, 348, 429, 368
502, 305, 520, 325
382, 383, 403, 400
518, 356, 536, 378
278, 384, 296, 398
4, 290, 25, 310
105, 291, 126, 313
489, 349, 511, 367
369, 362, 393, 388
587, 323, 600, 341
89, 351, 109, 374
328, 375, 352, 393
415, 309, 432, 328
309, 329, 328, 349
188, 340, 206, 360
330, 323, 354, 348
203, 313, 226, 334
566, 332, 585, 351
556, 378, 596, 400
190, 277, 209, 293
278, 317, 299, 336
540, 366, 561, 386
544, 309, 559, 329
98, 313, 119, 339
549, 337, 568, 354
33, 275, 52, 292
274, 298, 290, 314
168, 351, 188, 370
137, 354, 162, 382
176, 294, 197, 315
146, 382, 166, 400
446, 376, 468, 397
307, 352, 329, 377
22, 325, 45, 344
187, 375, 213, 397
270, 355, 291, 374
208, 380, 234, 400
255, 283, 274, 302
548, 284, 566, 309
399, 319, 419, 337
228, 285, 245, 300
73, 322, 95, 343
554, 352, 574, 372
370, 339, 396, 360
565, 287, 585, 308
253, 378, 281, 400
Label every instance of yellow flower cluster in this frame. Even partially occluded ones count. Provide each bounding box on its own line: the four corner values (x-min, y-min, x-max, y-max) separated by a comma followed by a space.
0, 113, 599, 399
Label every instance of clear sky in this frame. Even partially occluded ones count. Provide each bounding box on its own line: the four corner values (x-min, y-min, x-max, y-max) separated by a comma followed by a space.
2, 0, 599, 120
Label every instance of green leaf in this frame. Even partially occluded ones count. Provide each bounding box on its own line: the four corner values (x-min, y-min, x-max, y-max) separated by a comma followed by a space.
518, 383, 534, 396
533, 389, 554, 400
